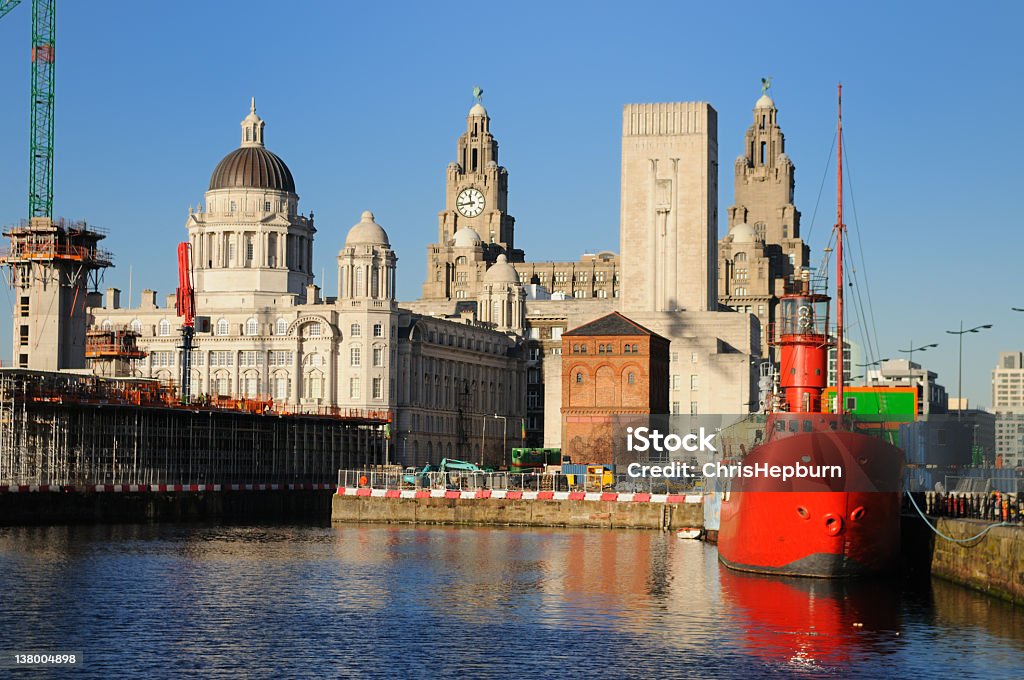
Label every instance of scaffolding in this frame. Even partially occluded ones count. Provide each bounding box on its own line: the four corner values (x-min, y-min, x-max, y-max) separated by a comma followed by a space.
0, 369, 389, 486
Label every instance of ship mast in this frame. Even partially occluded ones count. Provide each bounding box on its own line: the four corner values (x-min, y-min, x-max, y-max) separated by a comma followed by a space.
835, 83, 845, 416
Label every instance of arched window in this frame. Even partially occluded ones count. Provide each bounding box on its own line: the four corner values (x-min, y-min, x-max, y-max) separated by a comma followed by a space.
276, 318, 288, 336
304, 370, 323, 400
131, 319, 142, 334
158, 319, 170, 336
101, 319, 112, 330
351, 323, 361, 337
244, 318, 259, 336
242, 371, 259, 397
272, 372, 290, 400
734, 252, 747, 263
216, 318, 229, 336
355, 268, 365, 296
576, 372, 584, 384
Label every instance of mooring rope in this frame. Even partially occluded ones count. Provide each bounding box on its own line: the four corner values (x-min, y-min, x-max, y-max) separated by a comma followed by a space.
905, 490, 1012, 544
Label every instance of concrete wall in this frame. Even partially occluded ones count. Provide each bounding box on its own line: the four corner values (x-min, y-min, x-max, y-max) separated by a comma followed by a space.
332, 494, 702, 530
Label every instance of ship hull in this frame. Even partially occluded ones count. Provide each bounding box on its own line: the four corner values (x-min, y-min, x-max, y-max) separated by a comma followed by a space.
717, 426, 904, 578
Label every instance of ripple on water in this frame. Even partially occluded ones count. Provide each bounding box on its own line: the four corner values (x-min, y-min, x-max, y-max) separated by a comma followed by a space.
0, 523, 1022, 677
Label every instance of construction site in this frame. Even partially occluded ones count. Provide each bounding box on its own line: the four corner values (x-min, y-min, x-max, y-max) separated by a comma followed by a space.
0, 369, 390, 487
0, 0, 390, 494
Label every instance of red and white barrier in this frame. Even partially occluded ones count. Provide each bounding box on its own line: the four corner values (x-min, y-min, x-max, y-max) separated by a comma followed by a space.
0, 483, 336, 493
335, 487, 703, 504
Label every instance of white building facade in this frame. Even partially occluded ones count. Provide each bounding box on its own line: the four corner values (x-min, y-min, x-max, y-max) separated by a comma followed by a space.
88, 102, 525, 467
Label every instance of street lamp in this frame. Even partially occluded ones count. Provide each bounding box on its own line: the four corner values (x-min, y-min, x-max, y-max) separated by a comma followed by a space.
897, 341, 938, 414
855, 359, 888, 386
945, 321, 993, 420
493, 414, 508, 468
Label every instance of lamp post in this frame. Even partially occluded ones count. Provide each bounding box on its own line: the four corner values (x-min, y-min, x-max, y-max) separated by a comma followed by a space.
945, 322, 992, 420
897, 341, 938, 415
493, 414, 507, 468
855, 359, 888, 387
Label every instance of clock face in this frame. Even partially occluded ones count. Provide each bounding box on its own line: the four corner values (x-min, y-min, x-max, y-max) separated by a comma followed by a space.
456, 188, 485, 218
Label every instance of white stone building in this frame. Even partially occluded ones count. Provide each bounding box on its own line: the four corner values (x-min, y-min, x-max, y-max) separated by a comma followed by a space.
87, 102, 525, 468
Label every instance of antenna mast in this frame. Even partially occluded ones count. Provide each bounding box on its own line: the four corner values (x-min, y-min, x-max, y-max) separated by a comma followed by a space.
835, 83, 845, 415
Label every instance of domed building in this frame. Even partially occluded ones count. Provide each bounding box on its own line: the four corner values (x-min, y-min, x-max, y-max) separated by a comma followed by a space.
88, 102, 527, 468
188, 99, 315, 307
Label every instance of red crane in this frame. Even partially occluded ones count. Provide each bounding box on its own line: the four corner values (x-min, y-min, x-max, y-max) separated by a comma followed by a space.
175, 242, 195, 403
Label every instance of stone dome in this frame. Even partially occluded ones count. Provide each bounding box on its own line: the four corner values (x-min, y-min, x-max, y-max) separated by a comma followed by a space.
469, 102, 487, 117
755, 94, 774, 109
209, 146, 295, 193
484, 254, 519, 284
452, 227, 482, 248
345, 211, 390, 246
731, 223, 755, 243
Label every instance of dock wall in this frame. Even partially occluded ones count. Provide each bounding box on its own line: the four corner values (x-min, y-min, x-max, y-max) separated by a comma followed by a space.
0, 487, 336, 525
924, 518, 1024, 605
331, 489, 703, 530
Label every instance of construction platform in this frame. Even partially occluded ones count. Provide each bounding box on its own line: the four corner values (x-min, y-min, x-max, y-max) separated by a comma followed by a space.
0, 369, 390, 487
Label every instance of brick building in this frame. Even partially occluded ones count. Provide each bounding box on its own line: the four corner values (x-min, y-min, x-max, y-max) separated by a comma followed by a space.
561, 312, 669, 464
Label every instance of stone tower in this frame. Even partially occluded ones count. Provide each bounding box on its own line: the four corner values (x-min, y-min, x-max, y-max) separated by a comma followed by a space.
619, 102, 718, 313
718, 89, 810, 356
422, 97, 521, 300
338, 211, 397, 302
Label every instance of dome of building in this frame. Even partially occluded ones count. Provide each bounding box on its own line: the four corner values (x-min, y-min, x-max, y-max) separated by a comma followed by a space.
209, 146, 295, 192
345, 211, 390, 246
469, 102, 487, 117
484, 254, 519, 284
731, 223, 755, 243
755, 94, 774, 109
452, 227, 482, 248
209, 101, 295, 192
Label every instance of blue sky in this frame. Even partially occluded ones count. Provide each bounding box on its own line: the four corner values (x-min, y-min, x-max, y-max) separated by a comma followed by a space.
0, 1, 1021, 407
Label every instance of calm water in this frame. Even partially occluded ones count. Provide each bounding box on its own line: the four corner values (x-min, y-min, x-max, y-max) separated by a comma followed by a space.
1, 523, 1022, 678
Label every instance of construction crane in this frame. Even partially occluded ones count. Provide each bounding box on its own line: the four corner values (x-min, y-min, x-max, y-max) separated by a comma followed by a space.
175, 242, 195, 403
0, 1, 22, 20
0, 0, 55, 217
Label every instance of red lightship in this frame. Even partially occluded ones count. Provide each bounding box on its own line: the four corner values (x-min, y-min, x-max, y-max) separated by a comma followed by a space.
716, 85, 905, 577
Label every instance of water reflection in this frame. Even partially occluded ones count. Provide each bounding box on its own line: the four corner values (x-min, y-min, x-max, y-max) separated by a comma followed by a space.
0, 524, 1022, 677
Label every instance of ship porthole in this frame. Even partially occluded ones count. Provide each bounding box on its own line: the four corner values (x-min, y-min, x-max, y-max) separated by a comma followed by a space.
824, 513, 843, 536
796, 506, 810, 519
851, 506, 865, 521
858, 457, 868, 465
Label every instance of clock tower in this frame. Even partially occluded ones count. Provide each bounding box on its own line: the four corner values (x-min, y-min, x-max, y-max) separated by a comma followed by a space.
422, 96, 522, 301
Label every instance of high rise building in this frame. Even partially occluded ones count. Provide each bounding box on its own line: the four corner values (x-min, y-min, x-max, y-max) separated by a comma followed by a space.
620, 102, 718, 313
992, 351, 1024, 467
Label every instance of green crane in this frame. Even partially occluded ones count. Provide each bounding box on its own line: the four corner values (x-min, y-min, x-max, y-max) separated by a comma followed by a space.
1, 0, 56, 218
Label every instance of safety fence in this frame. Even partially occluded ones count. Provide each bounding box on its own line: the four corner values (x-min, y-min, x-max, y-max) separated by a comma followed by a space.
337, 469, 698, 495
908, 491, 1023, 523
